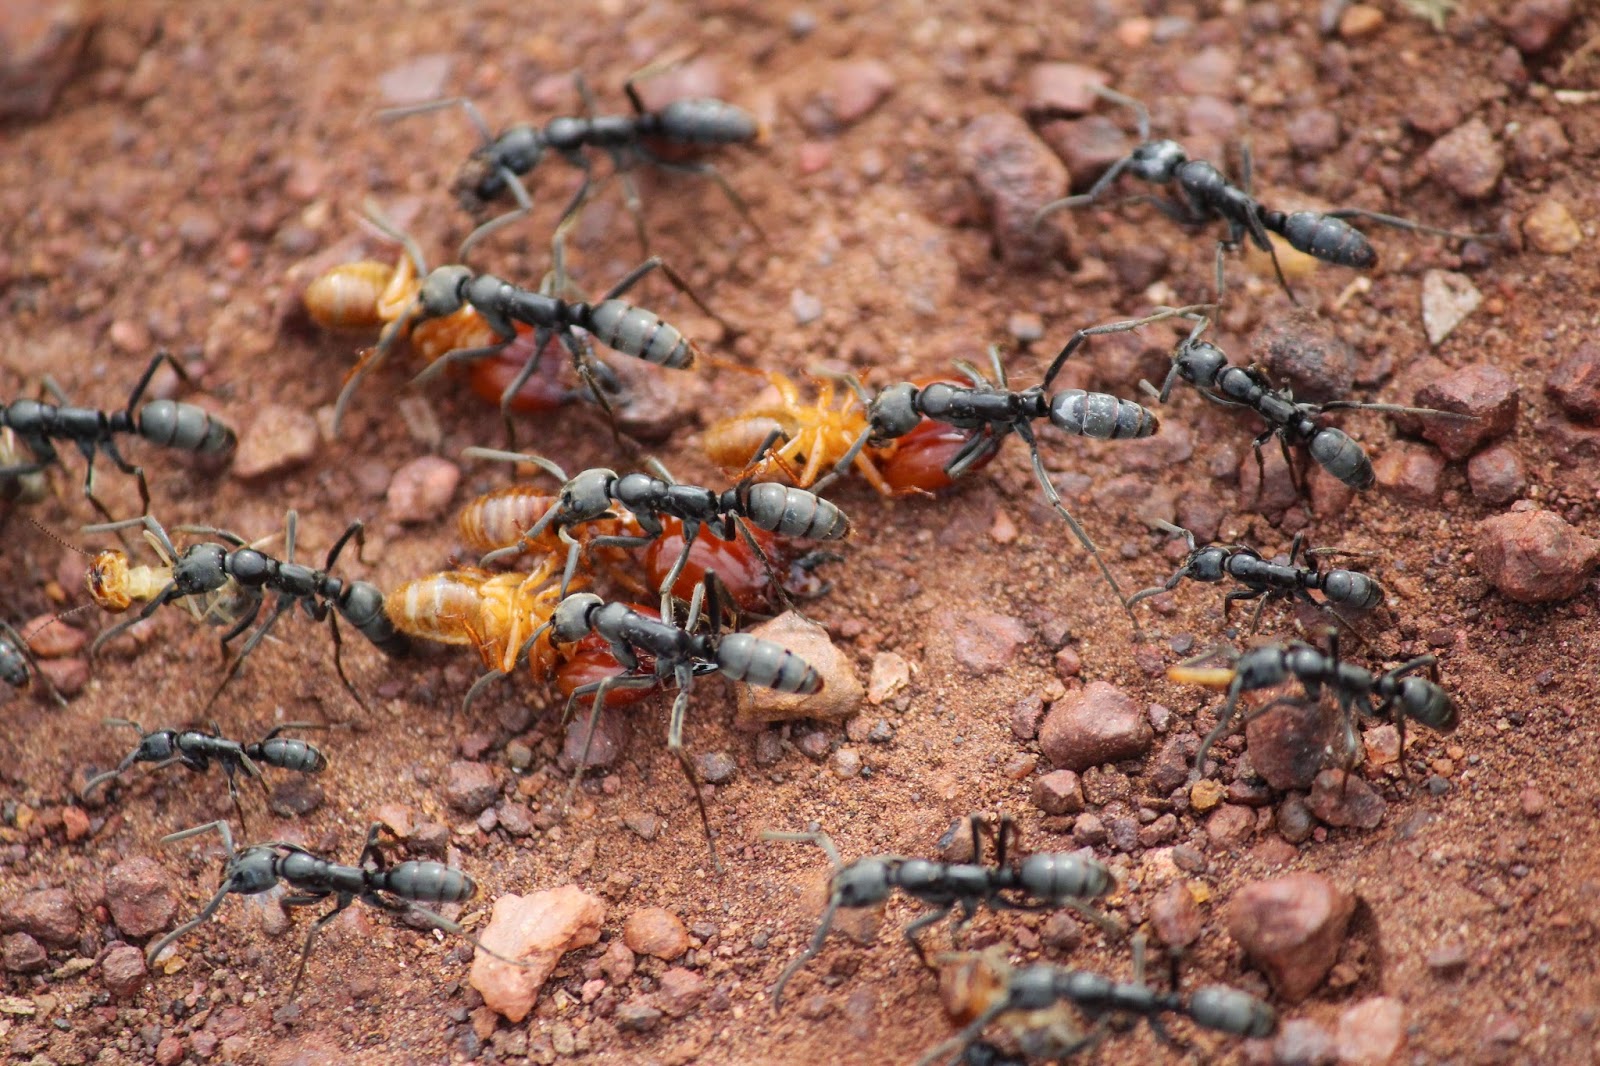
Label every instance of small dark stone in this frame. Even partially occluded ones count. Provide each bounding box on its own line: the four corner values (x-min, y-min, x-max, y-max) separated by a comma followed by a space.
615, 997, 664, 1032
443, 761, 500, 814
1305, 770, 1386, 829
694, 751, 737, 785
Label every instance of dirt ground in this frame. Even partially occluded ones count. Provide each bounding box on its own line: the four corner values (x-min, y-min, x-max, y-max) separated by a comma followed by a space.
3, 0, 1599, 1063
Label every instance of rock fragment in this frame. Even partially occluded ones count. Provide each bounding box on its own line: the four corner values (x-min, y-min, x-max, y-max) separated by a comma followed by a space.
1424, 119, 1504, 200
1335, 997, 1406, 1066
106, 857, 178, 938
1225, 873, 1355, 1002
1522, 199, 1581, 255
959, 112, 1070, 269
734, 612, 861, 724
623, 907, 690, 960
1546, 345, 1600, 422
443, 761, 500, 814
0, 1, 91, 121
100, 944, 147, 996
1306, 770, 1387, 829
1039, 682, 1153, 771
1247, 700, 1342, 791
1024, 63, 1108, 117
469, 886, 606, 1023
1476, 510, 1600, 603
2, 888, 80, 946
1414, 363, 1518, 459
1466, 445, 1525, 505
386, 456, 460, 523
1419, 270, 1482, 347
233, 405, 319, 480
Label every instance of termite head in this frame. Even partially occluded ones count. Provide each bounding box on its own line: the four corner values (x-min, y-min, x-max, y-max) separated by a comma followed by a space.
87, 550, 133, 612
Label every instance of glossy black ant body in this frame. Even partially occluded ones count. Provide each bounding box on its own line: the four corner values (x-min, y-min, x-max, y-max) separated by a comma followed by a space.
763, 815, 1119, 1010
541, 576, 821, 871
85, 512, 407, 710
1119, 312, 1470, 498
337, 202, 724, 446
383, 56, 763, 258
468, 449, 849, 618
146, 820, 527, 998
82, 719, 328, 828
0, 618, 65, 705
920, 941, 1276, 1066
1170, 632, 1457, 782
0, 351, 234, 522
1034, 86, 1488, 303
815, 310, 1211, 633
1129, 521, 1383, 631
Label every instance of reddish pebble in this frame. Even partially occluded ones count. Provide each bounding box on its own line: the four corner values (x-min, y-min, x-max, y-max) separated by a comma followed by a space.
443, 760, 500, 814
469, 885, 606, 1023
1414, 363, 1519, 459
233, 404, 318, 480
1503, 0, 1575, 54
657, 967, 707, 1017
1467, 444, 1525, 505
1424, 119, 1505, 200
1247, 698, 1342, 791
386, 456, 460, 524
3, 888, 79, 946
1031, 769, 1084, 815
1306, 769, 1387, 829
1206, 804, 1256, 849
1545, 344, 1600, 422
1373, 443, 1444, 504
2, 932, 46, 973
623, 907, 690, 960
1476, 510, 1600, 603
1225, 872, 1356, 1002
101, 943, 147, 996
35, 657, 88, 697
950, 611, 1030, 675
61, 805, 91, 842
1038, 682, 1153, 771
106, 856, 177, 938
1335, 996, 1406, 1065
958, 112, 1070, 270
1150, 881, 1203, 948
822, 60, 894, 126
155, 1036, 185, 1066
1024, 63, 1108, 116
1520, 787, 1547, 818
22, 613, 85, 658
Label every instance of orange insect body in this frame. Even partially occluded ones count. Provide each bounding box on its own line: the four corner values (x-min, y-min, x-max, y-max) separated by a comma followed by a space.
457, 486, 643, 588
85, 550, 160, 613
384, 560, 564, 679
704, 369, 892, 494
303, 260, 396, 331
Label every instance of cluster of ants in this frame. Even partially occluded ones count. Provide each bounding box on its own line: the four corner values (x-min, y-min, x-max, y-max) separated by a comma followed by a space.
3, 59, 1495, 1063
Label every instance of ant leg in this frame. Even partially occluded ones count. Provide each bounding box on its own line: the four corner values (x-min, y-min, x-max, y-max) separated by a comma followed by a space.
1015, 424, 1141, 637
734, 517, 794, 612
376, 97, 495, 142
457, 166, 541, 262
914, 1002, 1011, 1066
1190, 682, 1247, 782
809, 426, 872, 497
1041, 305, 1215, 391
143, 878, 238, 966
322, 519, 365, 570
637, 147, 766, 242
614, 164, 652, 258
325, 615, 369, 713
902, 903, 956, 970
286, 894, 354, 1001
1220, 588, 1265, 627
202, 595, 296, 712
655, 523, 701, 619
601, 256, 734, 338
665, 673, 722, 872
561, 675, 657, 810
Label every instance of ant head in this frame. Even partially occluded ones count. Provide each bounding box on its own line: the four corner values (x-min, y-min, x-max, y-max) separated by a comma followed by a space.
551, 593, 603, 644
86, 550, 133, 611
172, 544, 229, 597
418, 265, 474, 318
833, 857, 894, 907
1188, 546, 1230, 582
227, 847, 283, 895
1128, 139, 1187, 183
1174, 340, 1228, 389
868, 382, 921, 442
1397, 677, 1457, 731
135, 730, 179, 762
560, 468, 617, 520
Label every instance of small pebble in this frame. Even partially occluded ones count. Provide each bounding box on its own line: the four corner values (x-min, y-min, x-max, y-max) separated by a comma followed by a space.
1520, 787, 1547, 818
1150, 881, 1203, 948
694, 751, 736, 785
1255, 309, 1354, 404
1024, 63, 1108, 116
1373, 443, 1444, 504
100, 944, 146, 996
2, 932, 46, 973
615, 998, 663, 1032
623, 907, 690, 960
1306, 769, 1387, 829
36, 657, 88, 697
61, 805, 91, 842
1503, 0, 1575, 54
443, 761, 500, 815
1424, 119, 1504, 200
958, 112, 1070, 270
1174, 46, 1236, 96
1415, 363, 1519, 459
469, 886, 606, 1023
1426, 934, 1469, 975
823, 60, 894, 126
233, 404, 319, 480
562, 707, 629, 769
1523, 198, 1581, 255
1476, 510, 1600, 603
1273, 1019, 1338, 1066
657, 967, 707, 1017
866, 651, 911, 705
1467, 444, 1525, 505
1546, 345, 1600, 421
106, 856, 177, 938
1511, 116, 1570, 178
1335, 996, 1406, 1066
1206, 804, 1255, 848
23, 613, 85, 658
832, 748, 862, 778
267, 777, 325, 817
1286, 109, 1341, 158
950, 612, 1030, 675
0, 1, 90, 120
377, 53, 453, 106
1190, 778, 1226, 813
1277, 794, 1316, 844
1420, 270, 1483, 347
1038, 681, 1153, 771
624, 812, 660, 841
1225, 872, 1356, 1002
790, 289, 823, 326
1338, 4, 1384, 37
386, 456, 460, 524
1031, 769, 1084, 815
1246, 700, 1341, 791
1038, 114, 1130, 189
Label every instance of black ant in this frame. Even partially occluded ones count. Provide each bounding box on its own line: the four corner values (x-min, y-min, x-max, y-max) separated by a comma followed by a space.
146, 820, 530, 999
921, 939, 1276, 1066
82, 719, 328, 829
1129, 521, 1383, 634
1169, 631, 1458, 783
762, 815, 1120, 1009
815, 307, 1214, 633
466, 449, 850, 619
1101, 311, 1469, 500
382, 52, 764, 258
537, 576, 822, 872
1034, 85, 1489, 303
0, 351, 235, 523
84, 511, 407, 711
337, 201, 726, 448
0, 618, 66, 705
